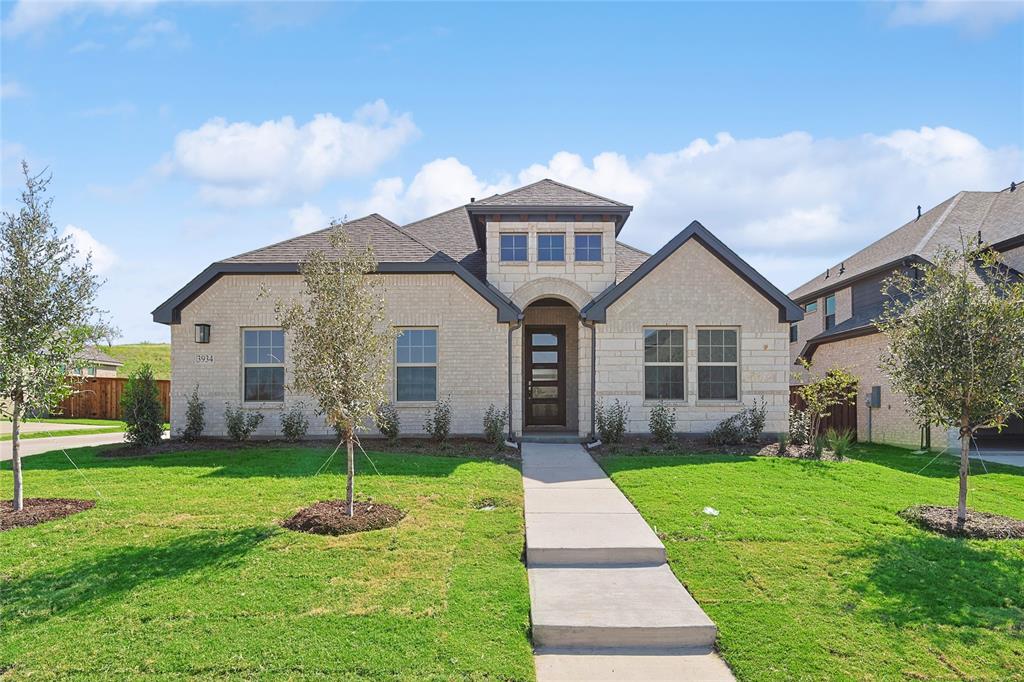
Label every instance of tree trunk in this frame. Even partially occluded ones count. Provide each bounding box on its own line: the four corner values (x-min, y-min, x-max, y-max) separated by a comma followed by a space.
12, 398, 23, 512
958, 415, 970, 527
346, 430, 355, 518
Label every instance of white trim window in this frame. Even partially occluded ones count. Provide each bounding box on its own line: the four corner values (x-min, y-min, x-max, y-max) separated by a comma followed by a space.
396, 328, 437, 402
243, 329, 285, 402
643, 328, 685, 400
697, 328, 739, 400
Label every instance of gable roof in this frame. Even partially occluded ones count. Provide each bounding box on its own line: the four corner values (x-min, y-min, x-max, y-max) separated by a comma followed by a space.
401, 204, 487, 280
224, 214, 437, 264
77, 345, 123, 367
152, 213, 520, 325
582, 221, 804, 323
789, 184, 1024, 302
472, 178, 629, 208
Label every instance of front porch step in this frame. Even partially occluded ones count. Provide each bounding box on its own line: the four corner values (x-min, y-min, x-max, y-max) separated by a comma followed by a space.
525, 512, 666, 566
529, 564, 718, 649
520, 433, 587, 444
534, 647, 735, 681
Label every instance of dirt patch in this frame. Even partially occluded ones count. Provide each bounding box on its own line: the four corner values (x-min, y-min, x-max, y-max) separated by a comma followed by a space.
593, 435, 770, 457
281, 500, 405, 536
899, 505, 1024, 540
1, 498, 95, 531
101, 436, 518, 461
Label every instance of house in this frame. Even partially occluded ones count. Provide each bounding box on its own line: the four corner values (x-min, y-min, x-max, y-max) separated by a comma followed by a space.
790, 182, 1024, 450
73, 346, 123, 378
153, 179, 802, 440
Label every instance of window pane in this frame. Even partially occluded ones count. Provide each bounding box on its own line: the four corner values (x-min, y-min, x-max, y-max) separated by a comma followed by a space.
245, 367, 284, 402
698, 366, 738, 401
575, 234, 602, 261
397, 367, 436, 401
532, 403, 558, 417
533, 351, 558, 364
500, 234, 527, 261
645, 366, 684, 400
244, 348, 258, 364
538, 234, 565, 261
533, 333, 558, 346
532, 385, 558, 399
533, 368, 557, 381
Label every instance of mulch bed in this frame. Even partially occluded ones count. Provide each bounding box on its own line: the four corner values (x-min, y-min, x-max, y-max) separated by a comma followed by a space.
899, 505, 1024, 540
281, 500, 405, 536
101, 436, 518, 461
1, 498, 95, 531
757, 442, 844, 462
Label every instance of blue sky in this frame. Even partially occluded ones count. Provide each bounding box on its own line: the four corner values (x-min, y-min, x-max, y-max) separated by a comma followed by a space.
2, 1, 1022, 342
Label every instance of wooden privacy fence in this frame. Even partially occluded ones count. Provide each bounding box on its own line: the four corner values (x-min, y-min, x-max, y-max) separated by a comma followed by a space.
54, 377, 171, 422
789, 386, 858, 439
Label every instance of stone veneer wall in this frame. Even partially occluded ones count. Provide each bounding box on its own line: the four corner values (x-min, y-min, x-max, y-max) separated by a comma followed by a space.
485, 219, 617, 299
170, 273, 507, 438
595, 240, 791, 435
810, 332, 923, 448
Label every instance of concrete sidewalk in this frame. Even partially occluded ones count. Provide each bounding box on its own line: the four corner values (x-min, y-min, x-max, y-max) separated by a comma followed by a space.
522, 442, 733, 681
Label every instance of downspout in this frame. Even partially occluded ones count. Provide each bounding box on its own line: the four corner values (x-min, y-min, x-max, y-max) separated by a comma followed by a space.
582, 318, 598, 443
507, 318, 523, 442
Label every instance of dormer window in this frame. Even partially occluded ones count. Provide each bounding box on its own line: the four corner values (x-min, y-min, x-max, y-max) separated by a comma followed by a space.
575, 234, 602, 262
500, 234, 527, 262
538, 234, 565, 262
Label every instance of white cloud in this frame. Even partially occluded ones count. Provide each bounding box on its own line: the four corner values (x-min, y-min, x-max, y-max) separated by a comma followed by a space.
348, 126, 1021, 293
62, 224, 118, 274
289, 202, 328, 234
0, 80, 27, 99
171, 100, 419, 207
3, 0, 160, 38
124, 18, 188, 50
887, 0, 1024, 35
70, 40, 104, 54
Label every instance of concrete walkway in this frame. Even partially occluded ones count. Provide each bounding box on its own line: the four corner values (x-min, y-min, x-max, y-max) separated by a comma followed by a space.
522, 442, 734, 681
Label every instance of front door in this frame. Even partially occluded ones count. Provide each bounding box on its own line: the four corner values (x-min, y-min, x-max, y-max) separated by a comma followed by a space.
525, 326, 565, 427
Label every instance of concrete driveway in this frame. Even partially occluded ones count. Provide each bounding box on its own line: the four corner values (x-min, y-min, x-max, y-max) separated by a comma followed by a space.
0, 431, 127, 462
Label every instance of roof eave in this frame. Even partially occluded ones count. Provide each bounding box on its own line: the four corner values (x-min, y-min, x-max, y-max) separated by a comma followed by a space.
790, 255, 929, 305
152, 260, 522, 326
797, 323, 878, 362
581, 221, 804, 324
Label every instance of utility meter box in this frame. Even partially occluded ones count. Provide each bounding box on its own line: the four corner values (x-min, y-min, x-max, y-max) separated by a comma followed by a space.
868, 386, 881, 408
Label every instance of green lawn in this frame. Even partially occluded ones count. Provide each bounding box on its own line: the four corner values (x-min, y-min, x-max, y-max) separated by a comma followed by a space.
102, 342, 171, 380
601, 445, 1024, 681
0, 445, 534, 680
0, 426, 125, 442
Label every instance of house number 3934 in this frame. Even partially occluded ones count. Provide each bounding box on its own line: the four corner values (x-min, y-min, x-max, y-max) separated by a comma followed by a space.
195, 353, 215, 364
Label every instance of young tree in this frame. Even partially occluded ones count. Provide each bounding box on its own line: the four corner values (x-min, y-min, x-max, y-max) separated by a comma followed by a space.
876, 237, 1024, 526
121, 364, 164, 447
795, 360, 859, 440
276, 227, 394, 517
0, 163, 109, 510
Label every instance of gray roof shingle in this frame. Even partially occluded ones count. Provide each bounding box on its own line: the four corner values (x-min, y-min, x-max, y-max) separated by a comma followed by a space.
790, 185, 1024, 301
401, 204, 487, 279
78, 346, 123, 366
472, 179, 629, 208
615, 241, 651, 280
222, 214, 438, 265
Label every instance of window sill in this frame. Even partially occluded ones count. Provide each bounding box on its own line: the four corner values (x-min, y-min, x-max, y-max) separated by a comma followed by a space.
695, 400, 743, 407
499, 261, 529, 266
395, 400, 438, 408
242, 401, 285, 408
537, 261, 566, 266
643, 400, 689, 407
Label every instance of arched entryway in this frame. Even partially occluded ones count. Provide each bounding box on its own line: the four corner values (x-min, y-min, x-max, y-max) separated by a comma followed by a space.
520, 297, 581, 434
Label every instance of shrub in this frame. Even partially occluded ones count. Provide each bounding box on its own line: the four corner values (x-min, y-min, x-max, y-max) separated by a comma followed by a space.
180, 384, 205, 442
789, 407, 812, 445
709, 399, 768, 446
483, 404, 508, 446
596, 399, 629, 444
280, 403, 309, 442
121, 364, 164, 447
376, 402, 400, 442
777, 431, 790, 452
649, 402, 677, 444
825, 427, 854, 457
424, 395, 453, 443
224, 404, 264, 441
813, 435, 826, 459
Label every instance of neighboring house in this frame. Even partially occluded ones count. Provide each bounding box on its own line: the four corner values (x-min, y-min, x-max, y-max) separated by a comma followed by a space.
73, 346, 123, 378
154, 179, 802, 440
790, 183, 1024, 449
